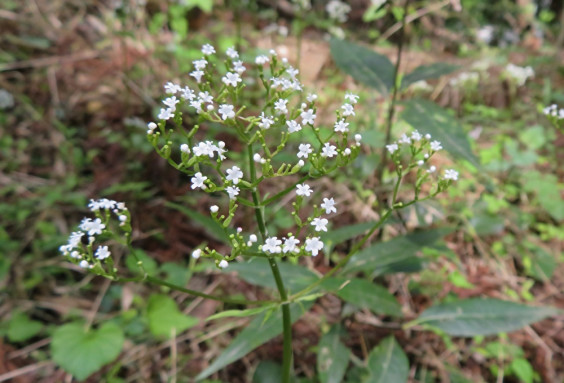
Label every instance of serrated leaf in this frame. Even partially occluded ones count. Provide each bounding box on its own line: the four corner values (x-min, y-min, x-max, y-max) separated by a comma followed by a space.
401, 99, 480, 169
165, 201, 233, 243
7, 312, 43, 342
402, 62, 459, 89
196, 302, 313, 380
365, 336, 409, 383
318, 325, 351, 383
51, 322, 124, 381
413, 298, 560, 337
147, 294, 199, 338
228, 258, 318, 292
344, 228, 452, 276
330, 38, 395, 95
324, 278, 402, 317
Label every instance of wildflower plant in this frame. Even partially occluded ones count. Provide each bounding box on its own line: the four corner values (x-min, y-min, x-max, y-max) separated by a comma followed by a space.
60, 44, 460, 381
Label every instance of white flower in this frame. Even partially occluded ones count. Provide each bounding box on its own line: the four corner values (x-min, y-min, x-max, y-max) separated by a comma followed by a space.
163, 96, 179, 111
79, 260, 91, 268
296, 183, 313, 197
233, 60, 246, 74
258, 113, 274, 129
300, 109, 316, 125
119, 215, 127, 222
218, 259, 229, 268
158, 108, 174, 120
180, 87, 195, 100
427, 165, 437, 173
343, 148, 351, 155
444, 169, 459, 181
198, 91, 213, 104
226, 166, 243, 184
286, 66, 299, 79
297, 143, 313, 159
425, 133, 431, 140
202, 44, 215, 55
79, 218, 105, 236
222, 72, 242, 87
334, 119, 349, 133
263, 237, 282, 254
354, 134, 362, 144
180, 144, 190, 154
164, 82, 181, 94
249, 234, 258, 243
321, 197, 337, 214
430, 140, 443, 151
386, 143, 399, 154
255, 55, 269, 65
345, 93, 359, 104
274, 99, 288, 114
399, 134, 411, 144
98, 199, 116, 210
192, 141, 215, 157
283, 236, 300, 253
190, 70, 205, 83
226, 186, 240, 200
311, 217, 329, 232
326, 0, 351, 22
297, 159, 305, 167
193, 59, 207, 70
191, 172, 207, 189
305, 237, 324, 256
411, 130, 422, 141
190, 99, 203, 113
286, 120, 302, 133
218, 104, 235, 120
226, 47, 239, 59
417, 160, 424, 166
210, 205, 219, 213
95, 246, 111, 260
147, 122, 157, 134
321, 143, 337, 158
192, 249, 202, 259
306, 93, 318, 102
341, 103, 355, 116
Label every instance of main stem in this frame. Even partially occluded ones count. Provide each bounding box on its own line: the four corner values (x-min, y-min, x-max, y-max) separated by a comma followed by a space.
248, 146, 293, 383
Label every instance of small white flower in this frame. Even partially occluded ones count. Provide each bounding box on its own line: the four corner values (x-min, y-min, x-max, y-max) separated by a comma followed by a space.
193, 59, 208, 70
334, 119, 349, 133
427, 165, 437, 173
425, 133, 432, 140
222, 72, 242, 87
311, 217, 329, 232
321, 143, 337, 158
286, 120, 302, 133
386, 143, 399, 154
258, 112, 274, 129
321, 197, 337, 214
226, 166, 244, 184
191, 172, 207, 189
283, 236, 300, 253
210, 205, 219, 213
417, 160, 425, 166
354, 134, 362, 144
297, 159, 305, 167
119, 215, 127, 222
300, 109, 316, 125
180, 87, 195, 100
297, 143, 313, 159
218, 104, 235, 120
226, 47, 239, 59
305, 237, 324, 256
163, 96, 179, 111
249, 234, 258, 243
147, 122, 157, 133
164, 82, 181, 94
192, 249, 202, 259
158, 108, 174, 120
306, 93, 318, 102
233, 60, 246, 74
253, 153, 263, 162
190, 99, 203, 113
190, 70, 205, 83
95, 245, 111, 260
341, 103, 355, 116
274, 99, 288, 114
180, 144, 190, 154
343, 148, 351, 155
198, 91, 213, 104
263, 237, 282, 254
345, 92, 359, 104
286, 66, 299, 79
218, 259, 229, 268
430, 140, 443, 151
226, 186, 240, 200
444, 169, 459, 181
411, 130, 422, 141
399, 134, 411, 144
79, 260, 91, 268
202, 44, 215, 55
296, 183, 313, 197
255, 55, 269, 65
80, 218, 105, 236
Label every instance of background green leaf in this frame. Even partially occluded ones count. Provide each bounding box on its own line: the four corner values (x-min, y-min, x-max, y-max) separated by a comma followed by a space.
317, 325, 351, 383
365, 336, 409, 383
51, 322, 124, 381
414, 298, 560, 336
147, 294, 199, 338
402, 62, 460, 89
166, 201, 233, 244
7, 312, 43, 342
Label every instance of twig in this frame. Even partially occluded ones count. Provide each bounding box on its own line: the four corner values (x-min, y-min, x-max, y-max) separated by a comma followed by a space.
0, 361, 52, 382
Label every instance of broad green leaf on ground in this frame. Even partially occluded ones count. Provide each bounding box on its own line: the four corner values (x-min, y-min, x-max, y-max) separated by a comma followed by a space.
412, 298, 560, 337
322, 278, 402, 317
51, 322, 124, 381
329, 38, 395, 95
7, 312, 43, 342
196, 302, 313, 380
524, 247, 556, 281
401, 62, 459, 89
401, 99, 480, 169
147, 294, 199, 338
522, 171, 564, 221
165, 201, 233, 243
317, 325, 351, 383
228, 258, 319, 292
344, 228, 452, 276
364, 336, 409, 383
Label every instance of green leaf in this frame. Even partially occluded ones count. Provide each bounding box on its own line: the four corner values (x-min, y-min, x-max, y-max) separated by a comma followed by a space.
51, 322, 124, 381
510, 358, 534, 383
206, 305, 276, 321
317, 325, 351, 383
330, 38, 395, 95
165, 201, 233, 244
401, 99, 480, 169
196, 302, 313, 380
252, 361, 283, 383
402, 63, 460, 89
324, 278, 402, 317
522, 171, 564, 221
365, 336, 409, 383
228, 258, 319, 292
147, 294, 199, 338
321, 221, 375, 247
413, 298, 560, 337
344, 228, 452, 276
7, 312, 43, 342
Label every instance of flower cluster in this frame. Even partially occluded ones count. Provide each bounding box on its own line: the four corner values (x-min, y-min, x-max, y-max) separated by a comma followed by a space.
59, 199, 130, 270
326, 0, 351, 23
543, 104, 564, 120
449, 72, 479, 88
503, 63, 534, 87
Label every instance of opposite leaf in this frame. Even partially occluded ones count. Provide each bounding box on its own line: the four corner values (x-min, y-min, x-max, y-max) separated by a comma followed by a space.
51, 322, 124, 381
365, 336, 409, 383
